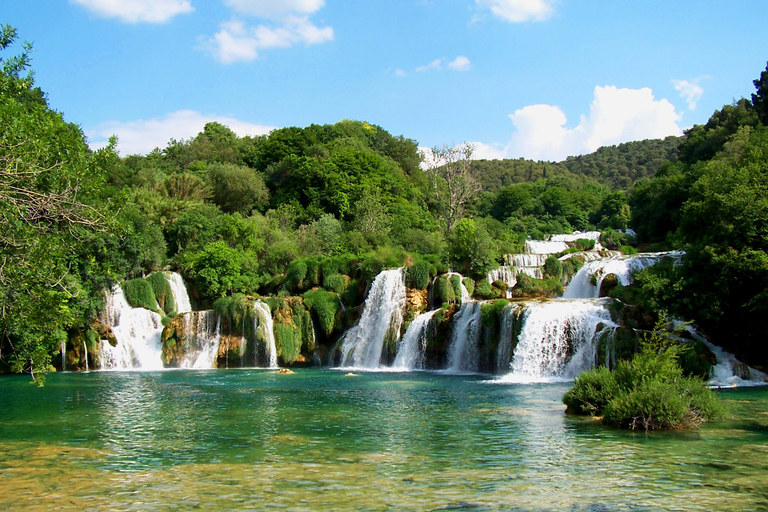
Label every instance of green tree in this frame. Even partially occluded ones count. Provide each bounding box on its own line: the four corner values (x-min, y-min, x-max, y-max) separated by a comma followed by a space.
206, 162, 269, 214
425, 143, 481, 233
447, 218, 497, 277
751, 61, 768, 125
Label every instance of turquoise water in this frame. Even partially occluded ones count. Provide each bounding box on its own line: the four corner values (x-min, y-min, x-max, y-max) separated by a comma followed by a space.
1, 369, 766, 511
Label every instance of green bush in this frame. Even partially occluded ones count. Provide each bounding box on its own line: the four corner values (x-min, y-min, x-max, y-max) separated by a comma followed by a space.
147, 272, 176, 314
474, 279, 500, 300
462, 277, 475, 298
543, 255, 563, 280
213, 294, 253, 327
275, 323, 301, 363
435, 275, 456, 303
575, 238, 596, 251
303, 289, 340, 335
450, 275, 463, 300
563, 319, 724, 430
480, 299, 509, 329
286, 259, 308, 291
620, 245, 637, 255
323, 273, 350, 294
122, 278, 158, 311
406, 261, 432, 290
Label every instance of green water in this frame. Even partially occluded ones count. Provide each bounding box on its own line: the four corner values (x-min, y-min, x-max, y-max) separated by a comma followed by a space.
0, 369, 766, 511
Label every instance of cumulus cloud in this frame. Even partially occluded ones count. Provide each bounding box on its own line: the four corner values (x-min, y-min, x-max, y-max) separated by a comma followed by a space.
488, 86, 683, 162
671, 78, 704, 110
476, 0, 556, 23
223, 0, 324, 18
205, 16, 333, 63
86, 110, 276, 155
415, 56, 471, 73
448, 55, 472, 71
203, 0, 333, 63
71, 0, 193, 23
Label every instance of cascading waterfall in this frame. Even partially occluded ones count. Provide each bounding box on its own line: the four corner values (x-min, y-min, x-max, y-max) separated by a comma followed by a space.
392, 310, 438, 370
496, 302, 524, 373
60, 340, 66, 371
167, 272, 192, 314
178, 311, 221, 369
338, 268, 406, 369
446, 301, 483, 373
563, 251, 683, 299
254, 301, 278, 368
499, 298, 617, 383
99, 285, 165, 370
82, 340, 88, 371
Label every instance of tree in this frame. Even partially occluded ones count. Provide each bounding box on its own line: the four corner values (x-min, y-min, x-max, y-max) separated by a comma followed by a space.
447, 218, 497, 277
206, 162, 269, 214
752, 61, 768, 125
424, 143, 481, 233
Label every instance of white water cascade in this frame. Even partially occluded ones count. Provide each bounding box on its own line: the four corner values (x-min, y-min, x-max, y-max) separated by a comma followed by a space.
496, 302, 523, 373
499, 299, 618, 383
563, 251, 683, 299
254, 301, 278, 368
178, 311, 221, 369
99, 285, 165, 370
167, 272, 192, 314
392, 310, 438, 370
60, 340, 66, 371
82, 340, 88, 371
446, 301, 483, 373
338, 268, 407, 369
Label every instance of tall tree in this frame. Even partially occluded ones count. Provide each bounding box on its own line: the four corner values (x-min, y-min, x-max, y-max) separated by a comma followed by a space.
424, 143, 480, 233
752, 61, 768, 125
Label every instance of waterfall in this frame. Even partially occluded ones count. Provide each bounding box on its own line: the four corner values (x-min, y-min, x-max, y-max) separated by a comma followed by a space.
496, 302, 524, 373
167, 272, 192, 314
446, 301, 483, 373
60, 340, 66, 372
563, 251, 683, 299
254, 301, 278, 368
392, 310, 438, 370
498, 298, 617, 383
82, 339, 88, 372
486, 267, 516, 298
178, 311, 221, 369
99, 285, 164, 370
338, 268, 407, 369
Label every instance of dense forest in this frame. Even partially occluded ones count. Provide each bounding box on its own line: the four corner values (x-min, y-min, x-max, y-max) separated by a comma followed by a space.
1, 24, 767, 379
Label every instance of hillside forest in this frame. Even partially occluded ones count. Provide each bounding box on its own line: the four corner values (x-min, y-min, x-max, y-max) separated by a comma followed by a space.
1, 24, 767, 379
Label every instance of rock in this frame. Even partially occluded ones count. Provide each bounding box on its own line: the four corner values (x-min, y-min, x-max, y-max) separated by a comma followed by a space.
277, 368, 294, 374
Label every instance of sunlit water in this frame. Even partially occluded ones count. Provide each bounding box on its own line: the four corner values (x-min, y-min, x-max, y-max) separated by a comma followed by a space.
1, 369, 767, 511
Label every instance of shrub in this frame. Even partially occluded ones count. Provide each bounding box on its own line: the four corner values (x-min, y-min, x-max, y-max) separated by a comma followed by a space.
286, 259, 308, 291
620, 245, 637, 255
275, 323, 301, 363
406, 261, 432, 290
575, 238, 596, 251
474, 279, 500, 300
122, 278, 158, 311
543, 255, 563, 280
480, 299, 509, 329
147, 272, 176, 314
563, 318, 724, 430
435, 275, 456, 303
213, 294, 253, 327
450, 275, 463, 300
462, 277, 475, 298
323, 273, 350, 294
303, 289, 340, 335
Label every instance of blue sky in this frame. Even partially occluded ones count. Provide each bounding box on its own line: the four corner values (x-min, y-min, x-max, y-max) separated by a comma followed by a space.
5, 1, 768, 161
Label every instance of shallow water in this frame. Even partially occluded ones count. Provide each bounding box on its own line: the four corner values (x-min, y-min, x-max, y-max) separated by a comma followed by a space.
1, 369, 766, 511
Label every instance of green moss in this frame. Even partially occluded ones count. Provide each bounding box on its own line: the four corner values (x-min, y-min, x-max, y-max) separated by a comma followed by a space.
462, 277, 475, 298
147, 272, 176, 314
286, 259, 308, 291
480, 299, 510, 329
435, 275, 456, 303
406, 261, 432, 290
543, 255, 563, 280
213, 294, 253, 328
323, 273, 351, 294
275, 323, 301, 363
121, 278, 158, 311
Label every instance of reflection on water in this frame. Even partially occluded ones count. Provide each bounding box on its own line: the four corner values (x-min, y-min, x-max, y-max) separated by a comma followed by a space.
0, 369, 766, 511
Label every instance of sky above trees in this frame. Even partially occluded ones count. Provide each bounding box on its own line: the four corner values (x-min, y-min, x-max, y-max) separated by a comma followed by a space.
5, 0, 767, 160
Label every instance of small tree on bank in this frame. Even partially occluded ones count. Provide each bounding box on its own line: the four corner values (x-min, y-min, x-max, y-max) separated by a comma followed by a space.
423, 143, 480, 233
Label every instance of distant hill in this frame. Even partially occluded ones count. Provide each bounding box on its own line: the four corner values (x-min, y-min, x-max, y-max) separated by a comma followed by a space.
471, 136, 682, 193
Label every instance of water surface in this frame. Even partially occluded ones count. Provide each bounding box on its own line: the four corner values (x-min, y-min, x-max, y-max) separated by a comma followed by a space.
1, 369, 766, 511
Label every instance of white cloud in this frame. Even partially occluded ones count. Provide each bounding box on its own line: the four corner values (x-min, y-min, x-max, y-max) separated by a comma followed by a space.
448, 55, 471, 71
671, 78, 704, 110
476, 0, 556, 23
489, 85, 683, 162
86, 110, 276, 155
418, 142, 505, 169
416, 56, 471, 73
205, 16, 333, 63
223, 0, 324, 18
416, 58, 443, 72
71, 0, 193, 23
395, 69, 407, 77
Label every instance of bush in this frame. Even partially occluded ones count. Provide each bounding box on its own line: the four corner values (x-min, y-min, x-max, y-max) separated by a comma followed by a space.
275, 323, 301, 363
285, 259, 308, 291
620, 245, 637, 255
450, 275, 463, 300
474, 279, 500, 300
480, 299, 509, 329
543, 255, 563, 280
435, 275, 456, 303
462, 277, 475, 298
147, 272, 175, 314
323, 273, 350, 294
122, 278, 158, 311
303, 289, 341, 336
563, 319, 724, 430
575, 238, 596, 251
406, 261, 432, 290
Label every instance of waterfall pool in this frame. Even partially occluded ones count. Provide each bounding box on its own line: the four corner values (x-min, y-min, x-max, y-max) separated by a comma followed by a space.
1, 369, 766, 511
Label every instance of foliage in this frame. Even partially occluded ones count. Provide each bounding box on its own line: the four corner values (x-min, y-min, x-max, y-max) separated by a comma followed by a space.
406, 261, 432, 290
121, 279, 158, 311
425, 143, 480, 232
302, 289, 340, 336
212, 294, 253, 326
543, 255, 563, 280
480, 299, 509, 329
434, 275, 456, 304
274, 323, 302, 363
206, 163, 269, 214
147, 272, 175, 314
447, 218, 497, 277
462, 277, 475, 298
563, 318, 723, 430
323, 273, 350, 295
